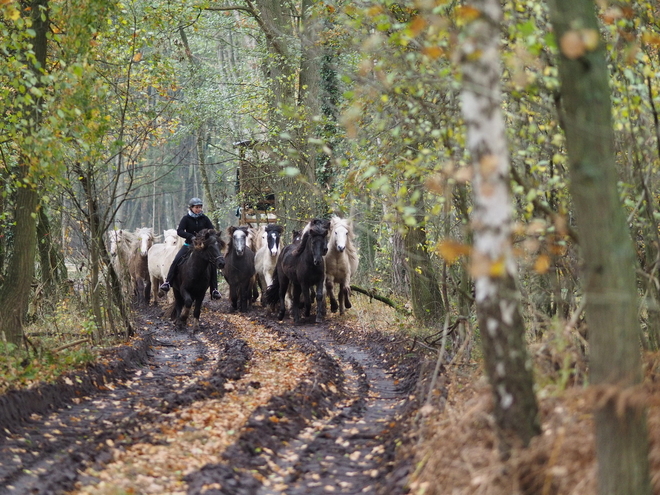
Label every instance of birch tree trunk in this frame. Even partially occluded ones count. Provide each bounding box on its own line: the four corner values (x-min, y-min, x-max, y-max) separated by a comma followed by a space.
459, 0, 540, 453
547, 0, 651, 493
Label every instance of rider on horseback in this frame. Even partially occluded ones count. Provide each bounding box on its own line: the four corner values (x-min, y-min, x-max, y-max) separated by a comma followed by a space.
159, 197, 222, 300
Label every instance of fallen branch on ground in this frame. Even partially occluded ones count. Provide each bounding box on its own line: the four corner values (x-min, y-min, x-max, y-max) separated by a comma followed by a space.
350, 285, 411, 316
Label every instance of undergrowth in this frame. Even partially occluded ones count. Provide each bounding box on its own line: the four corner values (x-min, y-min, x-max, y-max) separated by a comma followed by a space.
0, 296, 99, 395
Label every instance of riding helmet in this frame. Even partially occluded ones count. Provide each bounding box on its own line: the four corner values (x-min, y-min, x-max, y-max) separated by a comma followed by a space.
188, 197, 203, 208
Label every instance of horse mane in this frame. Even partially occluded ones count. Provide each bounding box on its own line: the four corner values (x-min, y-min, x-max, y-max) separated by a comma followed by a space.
265, 223, 283, 235
330, 215, 354, 239
293, 218, 329, 257
110, 229, 138, 252
135, 226, 154, 237
193, 228, 225, 250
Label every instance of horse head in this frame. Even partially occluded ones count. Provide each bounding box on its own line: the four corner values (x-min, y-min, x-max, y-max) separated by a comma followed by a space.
228, 226, 250, 257
163, 229, 178, 246
193, 229, 226, 269
307, 219, 330, 265
247, 224, 266, 253
331, 223, 349, 253
135, 227, 154, 257
265, 224, 283, 257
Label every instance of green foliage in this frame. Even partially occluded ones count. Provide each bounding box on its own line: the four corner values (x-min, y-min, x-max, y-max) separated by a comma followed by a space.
0, 296, 97, 394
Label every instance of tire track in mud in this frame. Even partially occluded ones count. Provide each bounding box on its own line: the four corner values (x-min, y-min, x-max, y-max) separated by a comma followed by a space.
258, 323, 408, 494
0, 316, 247, 495
186, 317, 411, 495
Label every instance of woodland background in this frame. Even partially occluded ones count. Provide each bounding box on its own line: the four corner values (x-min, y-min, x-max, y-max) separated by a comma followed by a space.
0, 0, 659, 493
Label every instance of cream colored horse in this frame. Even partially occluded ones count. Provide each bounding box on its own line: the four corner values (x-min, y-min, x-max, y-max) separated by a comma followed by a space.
147, 229, 184, 305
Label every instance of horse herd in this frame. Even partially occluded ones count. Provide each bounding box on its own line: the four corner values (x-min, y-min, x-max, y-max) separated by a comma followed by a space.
107, 216, 358, 332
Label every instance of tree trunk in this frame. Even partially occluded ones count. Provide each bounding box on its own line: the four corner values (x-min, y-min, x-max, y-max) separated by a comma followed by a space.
459, 0, 540, 453
0, 185, 39, 345
404, 193, 444, 326
0, 0, 49, 346
36, 206, 66, 288
547, 1, 651, 493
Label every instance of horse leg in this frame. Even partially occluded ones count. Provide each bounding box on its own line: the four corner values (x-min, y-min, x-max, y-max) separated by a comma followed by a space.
177, 293, 193, 330
343, 282, 352, 311
150, 274, 161, 306
292, 284, 303, 323
229, 285, 238, 311
258, 274, 267, 305
251, 274, 260, 303
171, 300, 182, 321
239, 284, 248, 313
337, 282, 346, 315
191, 296, 204, 334
178, 305, 191, 331
315, 282, 326, 322
326, 277, 339, 313
278, 277, 289, 321
143, 277, 151, 306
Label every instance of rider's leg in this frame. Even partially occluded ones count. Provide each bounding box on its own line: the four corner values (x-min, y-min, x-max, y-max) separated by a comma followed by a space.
160, 245, 189, 291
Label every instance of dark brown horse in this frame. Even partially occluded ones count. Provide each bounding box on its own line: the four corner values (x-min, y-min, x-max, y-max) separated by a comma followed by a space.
265, 218, 330, 323
222, 226, 256, 313
170, 229, 225, 332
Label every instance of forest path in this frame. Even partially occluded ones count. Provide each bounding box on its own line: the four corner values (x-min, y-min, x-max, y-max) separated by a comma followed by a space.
0, 298, 422, 495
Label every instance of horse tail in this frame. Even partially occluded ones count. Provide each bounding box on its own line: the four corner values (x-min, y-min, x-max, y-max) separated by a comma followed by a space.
264, 267, 281, 307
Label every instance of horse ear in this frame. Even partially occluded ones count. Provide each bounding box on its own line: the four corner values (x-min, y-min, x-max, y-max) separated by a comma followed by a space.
228, 226, 236, 235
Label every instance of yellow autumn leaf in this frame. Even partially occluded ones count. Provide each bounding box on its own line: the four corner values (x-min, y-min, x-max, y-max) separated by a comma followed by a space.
455, 5, 481, 24
6, 6, 19, 20
534, 254, 551, 274
436, 240, 471, 264
408, 16, 426, 37
581, 29, 599, 51
133, 52, 143, 62
422, 46, 445, 59
642, 31, 660, 48
560, 30, 585, 60
489, 258, 506, 277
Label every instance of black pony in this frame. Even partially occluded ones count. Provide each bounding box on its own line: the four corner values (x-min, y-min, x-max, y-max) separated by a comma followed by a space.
170, 229, 225, 332
222, 226, 256, 313
266, 218, 330, 323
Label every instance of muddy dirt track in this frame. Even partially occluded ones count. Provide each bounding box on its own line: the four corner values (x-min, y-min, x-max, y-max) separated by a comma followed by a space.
0, 297, 432, 495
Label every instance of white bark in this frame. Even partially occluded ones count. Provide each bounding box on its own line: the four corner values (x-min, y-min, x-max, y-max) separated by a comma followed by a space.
458, 0, 539, 451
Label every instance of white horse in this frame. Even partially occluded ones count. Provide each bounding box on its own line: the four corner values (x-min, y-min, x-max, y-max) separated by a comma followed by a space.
324, 216, 358, 315
247, 225, 267, 301
254, 224, 284, 305
108, 229, 134, 294
148, 229, 184, 305
247, 224, 267, 253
